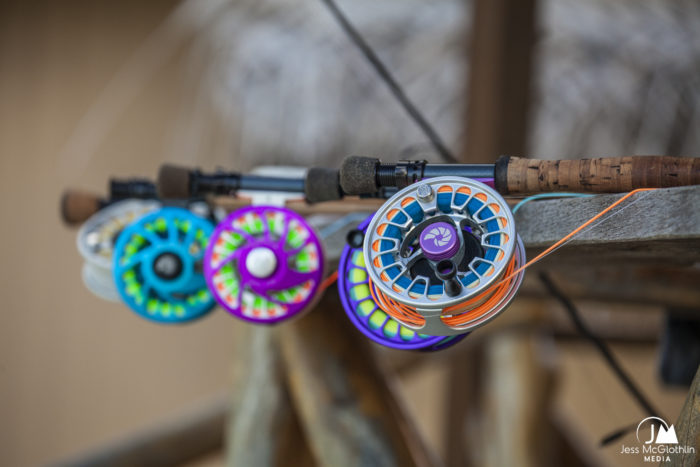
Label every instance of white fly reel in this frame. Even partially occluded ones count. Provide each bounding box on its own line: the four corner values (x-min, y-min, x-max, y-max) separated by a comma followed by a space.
77, 199, 161, 300
363, 177, 525, 336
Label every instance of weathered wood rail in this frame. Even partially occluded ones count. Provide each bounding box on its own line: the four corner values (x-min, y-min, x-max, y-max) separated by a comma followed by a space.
515, 185, 700, 263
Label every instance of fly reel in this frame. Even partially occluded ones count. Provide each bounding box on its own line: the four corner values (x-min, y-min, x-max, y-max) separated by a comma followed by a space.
340, 215, 466, 350
363, 177, 525, 336
203, 206, 325, 324
112, 207, 216, 323
77, 199, 161, 301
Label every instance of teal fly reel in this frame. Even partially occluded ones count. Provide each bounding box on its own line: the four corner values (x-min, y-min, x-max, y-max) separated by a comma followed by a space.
113, 207, 216, 323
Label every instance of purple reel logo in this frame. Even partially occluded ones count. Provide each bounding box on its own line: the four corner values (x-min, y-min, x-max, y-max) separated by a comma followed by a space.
424, 225, 453, 247
419, 222, 459, 262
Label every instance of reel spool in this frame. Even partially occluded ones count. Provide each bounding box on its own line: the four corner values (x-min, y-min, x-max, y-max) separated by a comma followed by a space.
77, 199, 161, 300
82, 262, 121, 302
340, 215, 466, 351
204, 206, 324, 324
363, 177, 525, 336
113, 207, 216, 323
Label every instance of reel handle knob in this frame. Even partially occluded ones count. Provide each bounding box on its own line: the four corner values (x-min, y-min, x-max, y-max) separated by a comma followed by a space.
436, 260, 462, 298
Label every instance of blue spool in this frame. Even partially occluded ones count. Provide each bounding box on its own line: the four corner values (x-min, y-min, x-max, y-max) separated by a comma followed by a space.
113, 207, 216, 323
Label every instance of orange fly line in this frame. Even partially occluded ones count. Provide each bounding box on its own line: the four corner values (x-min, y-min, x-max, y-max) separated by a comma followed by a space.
370, 188, 656, 328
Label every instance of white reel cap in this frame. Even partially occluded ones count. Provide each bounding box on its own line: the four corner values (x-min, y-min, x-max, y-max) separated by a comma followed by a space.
246, 247, 278, 278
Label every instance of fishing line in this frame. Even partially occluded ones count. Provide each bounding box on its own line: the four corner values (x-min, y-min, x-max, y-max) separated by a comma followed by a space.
56, 0, 228, 180
511, 193, 594, 213
319, 0, 458, 163
370, 189, 651, 332
495, 188, 656, 287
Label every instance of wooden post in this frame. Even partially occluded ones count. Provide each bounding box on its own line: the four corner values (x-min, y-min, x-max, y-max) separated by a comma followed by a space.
445, 343, 483, 467
450, 0, 539, 458
278, 289, 439, 467
463, 0, 537, 163
480, 331, 555, 467
226, 326, 313, 467
663, 364, 700, 467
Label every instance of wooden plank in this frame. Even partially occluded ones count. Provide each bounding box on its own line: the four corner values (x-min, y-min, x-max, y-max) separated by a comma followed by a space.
515, 185, 700, 262
445, 343, 482, 467
463, 0, 537, 163
278, 289, 439, 467
220, 187, 700, 267
664, 364, 700, 467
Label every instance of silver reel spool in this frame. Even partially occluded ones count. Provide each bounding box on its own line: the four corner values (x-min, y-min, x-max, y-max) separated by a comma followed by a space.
77, 199, 161, 300
363, 177, 525, 336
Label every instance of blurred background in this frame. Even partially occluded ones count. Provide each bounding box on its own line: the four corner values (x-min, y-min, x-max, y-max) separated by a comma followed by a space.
1, 0, 699, 465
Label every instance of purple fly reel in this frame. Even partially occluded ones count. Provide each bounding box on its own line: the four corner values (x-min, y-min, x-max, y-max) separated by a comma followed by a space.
204, 206, 324, 324
338, 215, 467, 351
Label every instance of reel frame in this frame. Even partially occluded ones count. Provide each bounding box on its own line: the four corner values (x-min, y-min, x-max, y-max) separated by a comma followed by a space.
112, 207, 216, 323
363, 176, 524, 335
204, 205, 325, 324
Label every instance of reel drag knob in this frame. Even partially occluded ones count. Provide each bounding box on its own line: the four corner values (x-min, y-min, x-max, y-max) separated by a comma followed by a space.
419, 222, 460, 261
112, 207, 216, 323
204, 206, 325, 324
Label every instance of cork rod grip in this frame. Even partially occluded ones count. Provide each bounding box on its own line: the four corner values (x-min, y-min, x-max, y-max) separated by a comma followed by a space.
494, 156, 700, 195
